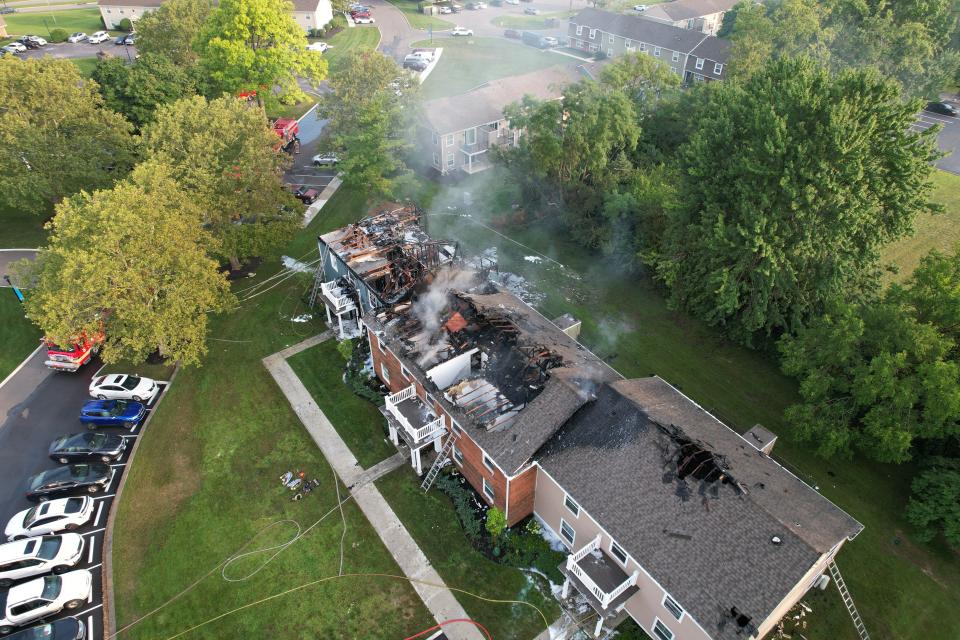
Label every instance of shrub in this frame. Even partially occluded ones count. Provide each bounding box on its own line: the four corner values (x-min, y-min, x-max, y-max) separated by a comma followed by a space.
118, 18, 133, 32
435, 471, 484, 542
330, 13, 347, 30
336, 338, 354, 362
48, 29, 69, 43
485, 507, 507, 539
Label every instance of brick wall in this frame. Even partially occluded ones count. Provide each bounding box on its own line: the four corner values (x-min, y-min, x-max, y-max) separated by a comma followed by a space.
507, 465, 537, 525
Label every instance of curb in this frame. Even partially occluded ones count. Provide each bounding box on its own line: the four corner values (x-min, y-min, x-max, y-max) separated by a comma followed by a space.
0, 344, 43, 392
102, 364, 181, 639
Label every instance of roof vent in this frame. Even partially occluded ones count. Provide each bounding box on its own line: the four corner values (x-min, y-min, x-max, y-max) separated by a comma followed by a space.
771, 535, 782, 545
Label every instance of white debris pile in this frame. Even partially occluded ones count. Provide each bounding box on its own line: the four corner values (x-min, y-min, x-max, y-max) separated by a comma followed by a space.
290, 314, 313, 323
536, 514, 568, 553
281, 255, 315, 273
524, 255, 544, 264
487, 271, 545, 307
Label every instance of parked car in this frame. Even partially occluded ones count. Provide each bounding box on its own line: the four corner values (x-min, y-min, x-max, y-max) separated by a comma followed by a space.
450, 26, 474, 36
0, 535, 85, 587
450, 3, 462, 11
25, 464, 114, 502
523, 6, 539, 14
505, 0, 520, 4
5, 499, 94, 543
123, 34, 135, 45
4, 618, 86, 640
539, 35, 558, 47
439, 5, 452, 13
306, 41, 330, 52
49, 432, 126, 465
1, 45, 23, 56
476, 1, 487, 6
633, 4, 648, 11
18, 36, 45, 49
504, 29, 521, 39
66, 33, 87, 43
89, 373, 158, 402
87, 31, 110, 44
354, 15, 375, 23
312, 153, 340, 166
0, 571, 93, 635
79, 399, 146, 428
926, 101, 958, 117
0, 6, 15, 13
114, 35, 128, 45
403, 58, 428, 71
407, 49, 434, 61
3, 42, 26, 53
296, 188, 320, 204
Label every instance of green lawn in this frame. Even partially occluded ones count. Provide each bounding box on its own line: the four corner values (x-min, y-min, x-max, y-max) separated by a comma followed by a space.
377, 467, 560, 640
287, 340, 397, 469
2, 8, 108, 36
265, 96, 318, 121
0, 204, 47, 249
385, 0, 453, 30
491, 10, 574, 30
70, 56, 98, 78
111, 187, 435, 639
415, 37, 566, 100
322, 26, 381, 77
96, 360, 177, 381
423, 166, 960, 640
0, 295, 41, 383
881, 169, 960, 284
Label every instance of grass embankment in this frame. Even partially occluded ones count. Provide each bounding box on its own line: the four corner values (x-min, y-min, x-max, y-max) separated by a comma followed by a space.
96, 361, 177, 381
424, 167, 960, 640
0, 295, 41, 382
322, 25, 381, 76
0, 205, 47, 249
111, 187, 435, 639
71, 56, 98, 77
287, 340, 396, 469
491, 10, 574, 30
2, 8, 107, 36
414, 36, 565, 100
385, 0, 453, 30
377, 467, 560, 640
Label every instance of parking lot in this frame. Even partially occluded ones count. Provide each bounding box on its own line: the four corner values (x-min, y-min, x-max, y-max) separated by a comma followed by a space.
913, 105, 960, 174
0, 360, 167, 640
284, 108, 338, 194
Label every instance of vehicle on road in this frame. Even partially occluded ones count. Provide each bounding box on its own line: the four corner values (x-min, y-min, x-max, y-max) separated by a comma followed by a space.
79, 399, 146, 429
272, 117, 301, 154
25, 464, 114, 502
3, 42, 26, 53
539, 35, 558, 47
295, 187, 320, 204
451, 26, 474, 36
0, 535, 85, 587
926, 101, 958, 117
122, 34, 135, 45
439, 5, 452, 13
0, 571, 93, 635
89, 373, 158, 402
306, 41, 330, 52
523, 7, 539, 14
66, 33, 88, 43
4, 618, 86, 640
354, 15, 375, 23
5, 499, 94, 543
403, 58, 428, 71
1, 45, 23, 56
18, 36, 46, 49
504, 29, 521, 38
88, 31, 110, 44
49, 432, 126, 464
114, 35, 127, 45
43, 331, 102, 373
312, 153, 340, 166
633, 4, 648, 10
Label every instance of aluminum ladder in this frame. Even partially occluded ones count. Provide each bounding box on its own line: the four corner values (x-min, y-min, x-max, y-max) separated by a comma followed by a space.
307, 265, 323, 308
420, 437, 454, 491
829, 561, 870, 640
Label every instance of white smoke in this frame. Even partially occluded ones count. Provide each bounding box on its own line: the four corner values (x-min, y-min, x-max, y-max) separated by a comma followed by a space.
410, 268, 477, 337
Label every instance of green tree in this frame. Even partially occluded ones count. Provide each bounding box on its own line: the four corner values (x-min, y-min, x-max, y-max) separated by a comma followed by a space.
0, 57, 136, 215
727, 0, 833, 79
134, 0, 211, 66
20, 161, 234, 365
143, 95, 301, 270
322, 51, 417, 197
906, 456, 960, 548
93, 53, 196, 128
196, 0, 326, 107
653, 57, 939, 343
889, 250, 960, 346
485, 507, 507, 539
598, 51, 681, 112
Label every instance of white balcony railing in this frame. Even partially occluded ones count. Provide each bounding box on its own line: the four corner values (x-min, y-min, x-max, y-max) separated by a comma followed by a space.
386, 384, 416, 407
385, 386, 444, 443
320, 281, 356, 313
413, 416, 445, 442
566, 535, 639, 609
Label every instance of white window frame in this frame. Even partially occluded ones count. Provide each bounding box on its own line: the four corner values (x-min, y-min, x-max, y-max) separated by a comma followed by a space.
465, 127, 477, 145
400, 364, 410, 379
652, 618, 674, 640
559, 518, 576, 546
445, 134, 454, 146
432, 152, 440, 168
379, 362, 390, 383
695, 57, 704, 70
452, 444, 464, 465
608, 34, 614, 44
662, 595, 685, 622
671, 66, 678, 74
576, 25, 583, 35
625, 39, 631, 48
638, 42, 646, 52
589, 44, 598, 52
482, 477, 495, 501
609, 540, 628, 565
450, 419, 462, 437
432, 132, 439, 145
653, 46, 661, 57
482, 453, 495, 473
564, 494, 580, 517
446, 152, 454, 168
714, 62, 723, 75
589, 28, 597, 39
672, 50, 679, 62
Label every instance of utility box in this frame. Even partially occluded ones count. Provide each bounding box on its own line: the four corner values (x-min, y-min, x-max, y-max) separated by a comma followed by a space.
744, 424, 777, 454
552, 313, 582, 340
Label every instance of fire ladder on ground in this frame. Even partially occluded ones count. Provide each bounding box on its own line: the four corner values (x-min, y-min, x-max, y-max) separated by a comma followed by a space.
829, 561, 870, 640
307, 265, 324, 308
420, 437, 454, 492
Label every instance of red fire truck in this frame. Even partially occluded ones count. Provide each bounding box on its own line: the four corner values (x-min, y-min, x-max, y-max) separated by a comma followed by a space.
273, 118, 301, 154
43, 332, 103, 372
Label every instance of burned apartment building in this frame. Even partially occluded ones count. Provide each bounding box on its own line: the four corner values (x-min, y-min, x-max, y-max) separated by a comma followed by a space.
313, 213, 864, 640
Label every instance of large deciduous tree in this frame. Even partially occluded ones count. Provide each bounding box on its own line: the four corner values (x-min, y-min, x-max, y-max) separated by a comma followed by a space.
133, 0, 211, 66
906, 456, 960, 548
143, 95, 301, 270
0, 57, 137, 215
20, 161, 234, 365
93, 53, 197, 128
652, 57, 939, 344
195, 0, 326, 106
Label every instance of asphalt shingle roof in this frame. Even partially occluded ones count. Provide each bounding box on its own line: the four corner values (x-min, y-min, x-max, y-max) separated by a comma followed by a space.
642, 0, 738, 23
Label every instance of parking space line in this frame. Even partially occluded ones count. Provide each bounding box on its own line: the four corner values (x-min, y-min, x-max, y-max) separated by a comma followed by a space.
94, 500, 105, 526
88, 588, 93, 603
92, 494, 115, 500
76, 604, 102, 617
88, 615, 94, 639
121, 434, 138, 439
920, 111, 954, 124
110, 463, 126, 468
87, 562, 102, 571
87, 536, 95, 563
129, 423, 137, 433
83, 527, 106, 536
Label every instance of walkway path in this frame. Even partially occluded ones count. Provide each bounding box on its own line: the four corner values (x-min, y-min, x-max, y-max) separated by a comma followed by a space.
263, 334, 485, 640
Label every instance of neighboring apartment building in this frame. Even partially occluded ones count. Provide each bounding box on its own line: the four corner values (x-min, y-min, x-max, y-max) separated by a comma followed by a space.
640, 0, 739, 36
569, 7, 731, 82
98, 0, 332, 31
313, 213, 864, 639
0, 15, 8, 39
420, 66, 582, 176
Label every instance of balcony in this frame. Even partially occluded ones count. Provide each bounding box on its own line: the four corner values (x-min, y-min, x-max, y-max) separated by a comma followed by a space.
382, 385, 446, 449
319, 280, 357, 315
561, 535, 639, 615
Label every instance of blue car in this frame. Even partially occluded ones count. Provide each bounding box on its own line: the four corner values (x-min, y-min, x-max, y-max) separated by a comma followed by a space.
79, 399, 145, 429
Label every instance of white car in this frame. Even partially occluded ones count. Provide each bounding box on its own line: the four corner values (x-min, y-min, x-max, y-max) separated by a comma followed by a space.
89, 373, 158, 402
540, 36, 558, 47
0, 571, 93, 635
306, 41, 330, 53
66, 32, 87, 43
88, 31, 110, 44
354, 15, 375, 23
4, 42, 26, 53
5, 498, 94, 542
450, 26, 474, 36
505, 0, 519, 4
476, 1, 487, 7
439, 6, 452, 13
312, 153, 340, 166
633, 4, 648, 11
0, 535, 84, 587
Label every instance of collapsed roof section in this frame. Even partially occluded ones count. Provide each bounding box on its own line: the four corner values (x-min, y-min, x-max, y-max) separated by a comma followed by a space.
318, 205, 459, 306
366, 274, 619, 473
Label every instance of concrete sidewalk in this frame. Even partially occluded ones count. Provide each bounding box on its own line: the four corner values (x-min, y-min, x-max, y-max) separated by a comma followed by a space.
262, 335, 485, 640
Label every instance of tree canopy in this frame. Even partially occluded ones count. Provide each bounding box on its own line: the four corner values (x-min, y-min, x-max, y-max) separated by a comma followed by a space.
133, 0, 211, 66
20, 161, 234, 365
0, 57, 137, 215
143, 95, 302, 269
906, 456, 960, 548
93, 53, 197, 129
651, 56, 939, 344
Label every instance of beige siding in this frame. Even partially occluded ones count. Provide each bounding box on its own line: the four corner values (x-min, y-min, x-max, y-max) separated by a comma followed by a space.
753, 546, 839, 638
99, 5, 155, 29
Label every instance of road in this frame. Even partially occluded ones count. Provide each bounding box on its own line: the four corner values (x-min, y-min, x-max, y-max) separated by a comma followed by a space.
14, 41, 138, 61
914, 106, 960, 175
0, 250, 37, 287
0, 356, 166, 640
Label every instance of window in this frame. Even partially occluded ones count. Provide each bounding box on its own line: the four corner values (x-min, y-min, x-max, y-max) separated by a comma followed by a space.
589, 44, 598, 52
608, 34, 614, 44
452, 445, 464, 465
610, 541, 628, 565
576, 25, 583, 35
482, 453, 495, 472
564, 494, 580, 516
465, 128, 477, 145
638, 43, 646, 52
401, 365, 410, 379
663, 595, 684, 621
625, 39, 631, 48
445, 134, 454, 146
653, 46, 661, 57
652, 619, 674, 640
714, 62, 723, 75
446, 152, 454, 168
695, 57, 704, 70
483, 477, 495, 500
589, 28, 597, 39
672, 51, 680, 62
559, 518, 575, 545
432, 132, 439, 145
379, 362, 390, 383
450, 420, 462, 437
